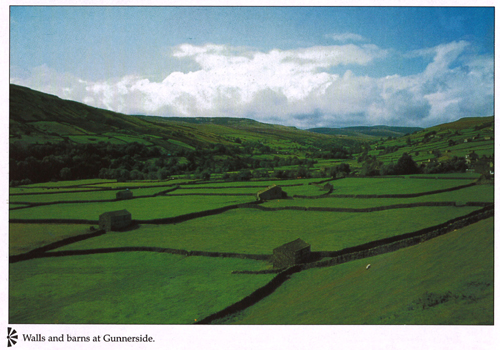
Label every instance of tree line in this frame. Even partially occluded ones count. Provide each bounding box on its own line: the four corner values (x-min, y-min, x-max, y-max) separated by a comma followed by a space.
358, 153, 467, 176
9, 140, 325, 185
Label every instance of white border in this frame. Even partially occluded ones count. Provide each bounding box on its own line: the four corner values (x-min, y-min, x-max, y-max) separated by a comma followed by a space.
2, 2, 498, 349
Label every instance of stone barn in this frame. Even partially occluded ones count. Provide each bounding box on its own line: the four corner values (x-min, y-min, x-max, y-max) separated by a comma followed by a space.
256, 185, 286, 201
272, 238, 311, 268
99, 209, 132, 231
116, 189, 133, 200
323, 183, 334, 191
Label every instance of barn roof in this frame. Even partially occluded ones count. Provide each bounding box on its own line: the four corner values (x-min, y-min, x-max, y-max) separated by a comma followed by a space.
100, 209, 131, 217
257, 184, 280, 195
274, 238, 310, 252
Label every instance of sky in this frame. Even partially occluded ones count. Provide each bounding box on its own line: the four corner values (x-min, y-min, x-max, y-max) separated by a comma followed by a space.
9, 5, 494, 129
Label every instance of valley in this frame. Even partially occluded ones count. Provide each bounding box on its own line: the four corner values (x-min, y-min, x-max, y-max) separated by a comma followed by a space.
8, 84, 494, 325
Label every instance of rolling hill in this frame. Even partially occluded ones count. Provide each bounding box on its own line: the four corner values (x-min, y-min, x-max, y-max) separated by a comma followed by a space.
10, 83, 493, 158
308, 125, 423, 138
9, 83, 494, 185
9, 84, 335, 150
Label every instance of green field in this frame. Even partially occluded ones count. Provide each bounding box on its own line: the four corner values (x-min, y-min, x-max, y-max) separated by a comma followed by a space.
10, 185, 179, 203
10, 253, 273, 324
9, 223, 90, 255
10, 195, 256, 221
263, 185, 493, 209
52, 206, 481, 254
220, 217, 493, 325
9, 175, 493, 325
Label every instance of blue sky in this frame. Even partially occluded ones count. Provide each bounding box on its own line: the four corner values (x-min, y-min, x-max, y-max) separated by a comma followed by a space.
10, 6, 494, 128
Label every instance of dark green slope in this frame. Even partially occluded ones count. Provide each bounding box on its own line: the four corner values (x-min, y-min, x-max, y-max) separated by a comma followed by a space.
308, 125, 424, 138
10, 84, 336, 149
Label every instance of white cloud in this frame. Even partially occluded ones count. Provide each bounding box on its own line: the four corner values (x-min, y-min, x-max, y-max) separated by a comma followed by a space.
10, 41, 493, 128
325, 33, 367, 42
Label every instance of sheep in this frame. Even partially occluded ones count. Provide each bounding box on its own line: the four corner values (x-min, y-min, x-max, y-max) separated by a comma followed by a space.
366, 264, 371, 270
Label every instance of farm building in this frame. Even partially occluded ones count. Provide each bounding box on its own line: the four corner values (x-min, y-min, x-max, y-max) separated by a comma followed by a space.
465, 151, 479, 164
116, 189, 133, 199
256, 185, 287, 201
272, 238, 311, 268
99, 209, 132, 231
323, 183, 334, 191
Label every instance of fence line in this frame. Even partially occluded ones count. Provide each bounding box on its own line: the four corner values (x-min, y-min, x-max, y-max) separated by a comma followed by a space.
195, 205, 493, 323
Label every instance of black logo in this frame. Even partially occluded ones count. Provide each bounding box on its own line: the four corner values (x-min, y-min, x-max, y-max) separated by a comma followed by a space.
7, 328, 18, 347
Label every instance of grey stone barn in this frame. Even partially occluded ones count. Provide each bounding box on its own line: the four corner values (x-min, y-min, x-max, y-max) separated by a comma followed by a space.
323, 183, 334, 191
256, 185, 286, 201
116, 190, 133, 200
272, 238, 311, 268
99, 209, 132, 231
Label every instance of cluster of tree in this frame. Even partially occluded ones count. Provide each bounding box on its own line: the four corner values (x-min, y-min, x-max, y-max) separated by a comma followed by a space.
379, 153, 421, 175
359, 155, 384, 176
11, 142, 159, 183
422, 156, 467, 174
357, 150, 372, 163
360, 153, 420, 176
422, 131, 437, 143
272, 167, 310, 179
359, 152, 468, 177
10, 140, 320, 185
320, 163, 351, 178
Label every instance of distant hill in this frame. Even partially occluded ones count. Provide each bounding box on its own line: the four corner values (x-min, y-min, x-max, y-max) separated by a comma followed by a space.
308, 125, 423, 138
363, 115, 494, 170
8, 84, 494, 185
137, 115, 265, 128
9, 84, 493, 164
9, 84, 335, 149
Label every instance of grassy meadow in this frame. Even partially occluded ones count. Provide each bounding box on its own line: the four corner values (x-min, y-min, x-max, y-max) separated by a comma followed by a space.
10, 253, 273, 324
9, 175, 493, 324
52, 206, 480, 254
219, 217, 493, 325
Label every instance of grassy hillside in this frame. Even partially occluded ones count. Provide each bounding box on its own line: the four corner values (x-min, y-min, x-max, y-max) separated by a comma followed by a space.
368, 116, 494, 165
308, 125, 423, 139
219, 216, 493, 325
9, 84, 494, 188
10, 84, 334, 150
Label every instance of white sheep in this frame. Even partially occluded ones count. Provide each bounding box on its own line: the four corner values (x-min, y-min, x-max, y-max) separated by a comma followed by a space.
366, 264, 371, 270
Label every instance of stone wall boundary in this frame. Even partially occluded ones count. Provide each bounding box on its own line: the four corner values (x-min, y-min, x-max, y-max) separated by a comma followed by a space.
25, 247, 271, 262
324, 182, 476, 199
9, 218, 98, 224
136, 201, 261, 225
10, 229, 107, 263
10, 183, 180, 197
301, 205, 494, 270
242, 201, 489, 214
308, 177, 336, 185
408, 176, 479, 180
195, 265, 301, 324
195, 205, 493, 324
9, 187, 181, 210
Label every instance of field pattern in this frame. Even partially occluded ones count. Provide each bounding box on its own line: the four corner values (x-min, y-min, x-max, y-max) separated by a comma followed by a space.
9, 175, 494, 324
